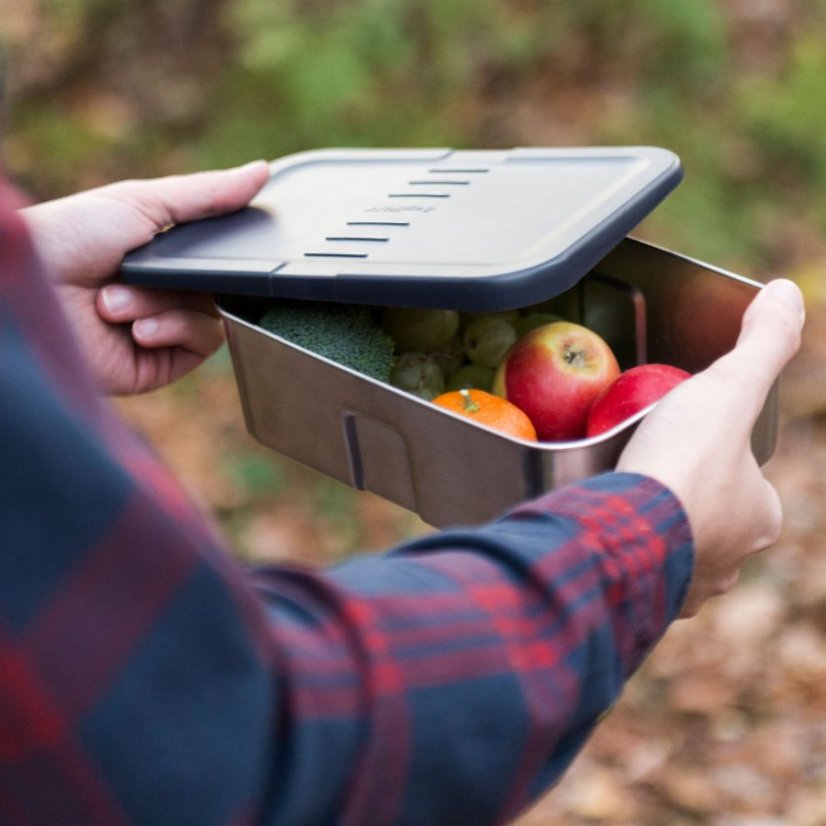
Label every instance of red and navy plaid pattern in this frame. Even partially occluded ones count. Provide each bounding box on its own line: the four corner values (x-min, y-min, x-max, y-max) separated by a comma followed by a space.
0, 178, 693, 825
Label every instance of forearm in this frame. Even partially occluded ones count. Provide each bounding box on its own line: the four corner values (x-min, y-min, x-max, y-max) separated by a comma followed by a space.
253, 473, 693, 824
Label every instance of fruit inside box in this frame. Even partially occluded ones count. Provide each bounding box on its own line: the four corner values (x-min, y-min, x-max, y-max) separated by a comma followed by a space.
255, 276, 689, 444
227, 240, 770, 526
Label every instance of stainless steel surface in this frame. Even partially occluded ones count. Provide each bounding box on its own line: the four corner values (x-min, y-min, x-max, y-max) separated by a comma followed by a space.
219, 237, 776, 527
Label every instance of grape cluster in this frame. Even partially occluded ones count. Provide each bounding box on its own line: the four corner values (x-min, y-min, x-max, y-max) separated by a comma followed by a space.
381, 299, 571, 400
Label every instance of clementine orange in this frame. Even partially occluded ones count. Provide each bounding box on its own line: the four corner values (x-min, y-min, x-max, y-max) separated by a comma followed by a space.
432, 388, 537, 441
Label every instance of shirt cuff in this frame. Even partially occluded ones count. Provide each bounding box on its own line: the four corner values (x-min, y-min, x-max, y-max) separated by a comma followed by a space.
510, 471, 695, 672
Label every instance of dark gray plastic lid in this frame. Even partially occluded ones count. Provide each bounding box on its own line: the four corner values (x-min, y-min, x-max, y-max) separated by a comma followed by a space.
121, 146, 683, 311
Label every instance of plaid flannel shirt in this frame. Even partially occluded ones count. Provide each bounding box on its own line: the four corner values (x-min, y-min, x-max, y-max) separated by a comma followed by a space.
0, 178, 693, 825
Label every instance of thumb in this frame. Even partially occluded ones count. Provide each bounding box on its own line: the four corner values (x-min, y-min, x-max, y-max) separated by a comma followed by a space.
701, 279, 804, 410
104, 160, 271, 231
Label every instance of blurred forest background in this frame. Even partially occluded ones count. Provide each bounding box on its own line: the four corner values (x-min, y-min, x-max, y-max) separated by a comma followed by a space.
2, 1, 826, 823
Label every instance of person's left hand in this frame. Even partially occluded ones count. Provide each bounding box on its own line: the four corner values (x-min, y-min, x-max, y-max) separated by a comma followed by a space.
20, 160, 270, 395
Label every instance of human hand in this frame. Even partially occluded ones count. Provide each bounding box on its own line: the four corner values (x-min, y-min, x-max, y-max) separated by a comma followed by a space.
20, 161, 271, 395
617, 279, 804, 617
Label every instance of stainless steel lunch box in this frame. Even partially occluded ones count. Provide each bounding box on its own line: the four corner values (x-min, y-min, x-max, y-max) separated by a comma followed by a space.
218, 237, 774, 527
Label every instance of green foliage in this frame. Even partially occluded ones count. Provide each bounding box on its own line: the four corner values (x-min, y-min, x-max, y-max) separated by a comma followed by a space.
226, 453, 286, 497
11, 104, 107, 186
738, 36, 826, 232
634, 0, 728, 91
311, 476, 363, 551
259, 300, 396, 381
199, 0, 553, 164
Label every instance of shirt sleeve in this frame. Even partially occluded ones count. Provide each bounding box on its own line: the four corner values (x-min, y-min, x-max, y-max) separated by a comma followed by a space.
0, 179, 693, 826
250, 472, 692, 825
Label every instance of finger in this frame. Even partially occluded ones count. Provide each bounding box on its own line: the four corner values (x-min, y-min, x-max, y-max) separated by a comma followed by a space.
703, 279, 804, 410
104, 160, 271, 231
132, 309, 224, 358
97, 283, 218, 323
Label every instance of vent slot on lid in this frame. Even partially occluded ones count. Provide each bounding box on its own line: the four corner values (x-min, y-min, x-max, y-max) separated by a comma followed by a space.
304, 252, 369, 259
347, 221, 411, 226
388, 192, 451, 198
325, 236, 389, 243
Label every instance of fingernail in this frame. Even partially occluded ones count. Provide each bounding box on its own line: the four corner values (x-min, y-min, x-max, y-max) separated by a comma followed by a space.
133, 317, 159, 340
764, 279, 805, 324
101, 284, 133, 314
239, 159, 268, 173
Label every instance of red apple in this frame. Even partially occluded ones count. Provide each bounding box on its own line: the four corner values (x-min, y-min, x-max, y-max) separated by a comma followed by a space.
586, 363, 691, 437
492, 321, 620, 441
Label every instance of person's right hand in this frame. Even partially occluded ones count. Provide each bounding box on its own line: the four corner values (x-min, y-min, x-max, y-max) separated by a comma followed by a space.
617, 278, 804, 617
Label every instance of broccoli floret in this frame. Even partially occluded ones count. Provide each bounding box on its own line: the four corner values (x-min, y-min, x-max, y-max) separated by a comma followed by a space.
259, 300, 396, 382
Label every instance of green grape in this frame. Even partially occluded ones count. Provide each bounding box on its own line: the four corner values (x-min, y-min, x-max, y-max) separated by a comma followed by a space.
431, 334, 466, 379
513, 312, 562, 338
459, 309, 519, 333
389, 352, 446, 400
446, 364, 495, 393
463, 315, 517, 369
381, 307, 460, 353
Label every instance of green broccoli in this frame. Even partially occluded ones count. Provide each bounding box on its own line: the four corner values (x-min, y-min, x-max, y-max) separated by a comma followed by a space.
259, 300, 396, 382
